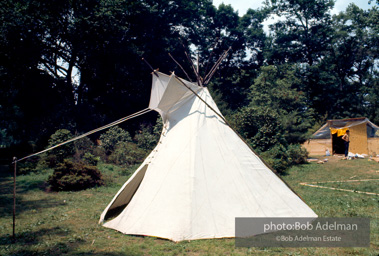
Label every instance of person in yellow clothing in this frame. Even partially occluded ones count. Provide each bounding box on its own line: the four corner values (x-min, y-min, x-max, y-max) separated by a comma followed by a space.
342, 130, 350, 157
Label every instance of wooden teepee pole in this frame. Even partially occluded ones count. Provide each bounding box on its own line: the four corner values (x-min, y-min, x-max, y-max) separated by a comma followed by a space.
184, 50, 203, 87
174, 75, 228, 125
203, 37, 220, 77
142, 58, 159, 77
178, 38, 203, 87
168, 53, 193, 82
203, 47, 231, 85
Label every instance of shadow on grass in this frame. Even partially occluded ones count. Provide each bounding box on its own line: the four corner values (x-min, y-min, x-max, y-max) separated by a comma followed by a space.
0, 226, 136, 256
0, 227, 70, 246
72, 252, 140, 256
0, 227, 75, 255
0, 195, 65, 218
0, 168, 64, 218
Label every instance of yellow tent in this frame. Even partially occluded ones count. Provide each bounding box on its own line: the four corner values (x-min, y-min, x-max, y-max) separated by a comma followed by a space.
303, 117, 379, 156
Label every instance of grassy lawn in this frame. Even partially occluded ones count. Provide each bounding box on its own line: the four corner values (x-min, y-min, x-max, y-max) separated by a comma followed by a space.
0, 156, 378, 255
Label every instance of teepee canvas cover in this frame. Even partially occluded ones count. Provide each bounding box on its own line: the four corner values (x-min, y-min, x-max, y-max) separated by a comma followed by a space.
99, 72, 317, 241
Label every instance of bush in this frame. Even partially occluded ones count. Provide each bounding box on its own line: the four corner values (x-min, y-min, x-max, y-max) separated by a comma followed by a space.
134, 117, 163, 151
72, 137, 99, 164
48, 160, 104, 191
233, 107, 285, 153
261, 144, 291, 174
287, 144, 308, 165
16, 156, 46, 175
92, 146, 107, 162
43, 154, 58, 168
260, 144, 309, 174
74, 137, 95, 156
82, 152, 100, 166
134, 124, 158, 151
108, 142, 146, 166
47, 129, 75, 164
99, 126, 132, 154
18, 160, 38, 175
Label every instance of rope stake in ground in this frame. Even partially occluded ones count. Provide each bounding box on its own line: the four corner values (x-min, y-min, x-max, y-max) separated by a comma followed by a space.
300, 179, 379, 196
15, 108, 152, 163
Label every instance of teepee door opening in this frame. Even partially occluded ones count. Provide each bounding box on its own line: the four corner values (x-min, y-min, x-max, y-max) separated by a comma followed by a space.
103, 164, 149, 221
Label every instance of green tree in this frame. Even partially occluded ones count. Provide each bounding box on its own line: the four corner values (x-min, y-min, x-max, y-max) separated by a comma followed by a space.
248, 65, 314, 144
264, 0, 335, 66
260, 0, 336, 123
325, 4, 379, 120
263, 0, 379, 123
301, 4, 379, 120
0, 0, 217, 151
196, 5, 269, 113
234, 65, 312, 172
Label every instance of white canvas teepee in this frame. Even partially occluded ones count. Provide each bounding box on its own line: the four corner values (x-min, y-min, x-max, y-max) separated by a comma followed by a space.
99, 72, 317, 241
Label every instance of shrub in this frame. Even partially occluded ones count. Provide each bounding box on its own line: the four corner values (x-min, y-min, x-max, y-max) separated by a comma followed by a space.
41, 154, 58, 168
134, 117, 163, 151
233, 107, 285, 153
108, 142, 146, 166
99, 126, 132, 154
34, 158, 49, 172
260, 144, 309, 174
261, 144, 291, 174
134, 124, 158, 151
82, 152, 100, 166
48, 160, 104, 191
153, 116, 163, 136
74, 137, 95, 156
17, 156, 43, 175
72, 137, 98, 164
18, 160, 38, 175
287, 144, 308, 165
47, 129, 75, 164
92, 146, 107, 162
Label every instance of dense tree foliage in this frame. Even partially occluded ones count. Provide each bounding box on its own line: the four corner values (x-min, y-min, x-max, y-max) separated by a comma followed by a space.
265, 0, 335, 66
263, 1, 378, 123
1, 0, 378, 170
238, 65, 314, 146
